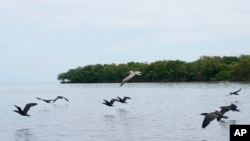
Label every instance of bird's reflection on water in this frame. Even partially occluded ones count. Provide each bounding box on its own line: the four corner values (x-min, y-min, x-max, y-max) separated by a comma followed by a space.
117, 108, 127, 114
53, 104, 69, 108
15, 128, 36, 141
104, 115, 115, 121
219, 119, 237, 128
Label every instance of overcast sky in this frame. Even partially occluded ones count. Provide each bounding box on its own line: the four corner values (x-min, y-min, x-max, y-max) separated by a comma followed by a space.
1, 0, 250, 83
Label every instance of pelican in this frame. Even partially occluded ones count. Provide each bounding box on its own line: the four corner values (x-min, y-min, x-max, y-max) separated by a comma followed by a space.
200, 111, 228, 128
36, 97, 54, 103
120, 70, 142, 86
13, 103, 37, 116
53, 96, 69, 103
220, 104, 240, 114
117, 96, 131, 103
103, 99, 119, 107
228, 88, 241, 96
217, 104, 240, 121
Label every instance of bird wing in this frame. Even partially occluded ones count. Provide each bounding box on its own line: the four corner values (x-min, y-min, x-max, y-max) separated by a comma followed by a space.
120, 73, 135, 86
220, 106, 230, 115
202, 113, 218, 128
110, 99, 118, 105
103, 99, 109, 103
36, 97, 42, 100
231, 88, 241, 94
14, 105, 23, 113
63, 96, 69, 101
235, 88, 242, 93
202, 116, 212, 128
23, 103, 37, 114
134, 71, 142, 75
123, 96, 131, 101
53, 97, 60, 103
117, 97, 122, 101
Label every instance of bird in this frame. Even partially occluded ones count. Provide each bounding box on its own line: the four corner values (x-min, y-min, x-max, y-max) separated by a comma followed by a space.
117, 96, 131, 103
120, 70, 142, 86
53, 96, 69, 103
13, 103, 37, 116
103, 99, 119, 107
36, 97, 54, 103
217, 104, 240, 121
200, 111, 228, 128
228, 88, 242, 96
220, 104, 240, 114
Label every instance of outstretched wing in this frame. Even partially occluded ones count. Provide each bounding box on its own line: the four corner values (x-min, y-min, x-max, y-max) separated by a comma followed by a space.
53, 97, 60, 103
235, 88, 242, 93
54, 96, 69, 102
120, 75, 134, 86
202, 116, 212, 128
134, 71, 142, 75
117, 97, 122, 101
14, 105, 22, 113
220, 106, 230, 115
62, 96, 69, 101
202, 113, 218, 128
23, 103, 37, 114
123, 96, 131, 101
230, 88, 241, 94
103, 99, 109, 104
110, 99, 118, 105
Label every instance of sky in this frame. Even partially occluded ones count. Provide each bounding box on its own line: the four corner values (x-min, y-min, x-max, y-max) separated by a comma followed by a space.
1, 0, 250, 83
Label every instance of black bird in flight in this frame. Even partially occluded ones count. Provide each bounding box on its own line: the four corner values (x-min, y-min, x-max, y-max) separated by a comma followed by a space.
53, 96, 69, 103
220, 104, 240, 114
117, 96, 131, 103
200, 111, 228, 128
227, 88, 242, 96
217, 104, 240, 121
36, 97, 54, 103
13, 103, 37, 116
103, 99, 119, 107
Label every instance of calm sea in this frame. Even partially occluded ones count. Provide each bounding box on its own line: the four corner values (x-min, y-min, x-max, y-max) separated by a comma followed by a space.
0, 82, 249, 141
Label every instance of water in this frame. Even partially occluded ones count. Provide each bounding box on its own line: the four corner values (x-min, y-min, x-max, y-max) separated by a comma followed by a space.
0, 82, 249, 141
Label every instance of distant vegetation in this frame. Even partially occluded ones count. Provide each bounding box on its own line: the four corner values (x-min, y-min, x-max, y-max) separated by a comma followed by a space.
57, 55, 250, 83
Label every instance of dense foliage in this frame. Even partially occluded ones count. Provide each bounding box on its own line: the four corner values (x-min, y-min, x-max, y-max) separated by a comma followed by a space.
57, 55, 250, 83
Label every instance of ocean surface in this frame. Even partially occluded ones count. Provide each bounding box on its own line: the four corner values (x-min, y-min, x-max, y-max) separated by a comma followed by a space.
0, 82, 249, 141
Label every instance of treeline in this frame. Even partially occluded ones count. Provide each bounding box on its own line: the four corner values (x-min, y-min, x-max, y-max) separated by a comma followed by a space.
57, 55, 250, 83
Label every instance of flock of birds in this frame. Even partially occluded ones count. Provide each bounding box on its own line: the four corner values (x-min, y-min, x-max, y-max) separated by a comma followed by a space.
13, 70, 141, 116
13, 70, 242, 130
13, 96, 69, 116
103, 96, 131, 107
200, 88, 242, 128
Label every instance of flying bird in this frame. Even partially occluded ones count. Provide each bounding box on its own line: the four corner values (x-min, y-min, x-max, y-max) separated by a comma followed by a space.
103, 99, 119, 107
217, 104, 240, 121
13, 103, 37, 116
200, 111, 228, 128
220, 104, 240, 115
117, 96, 131, 103
227, 88, 242, 96
53, 96, 69, 103
120, 70, 142, 86
36, 97, 54, 103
